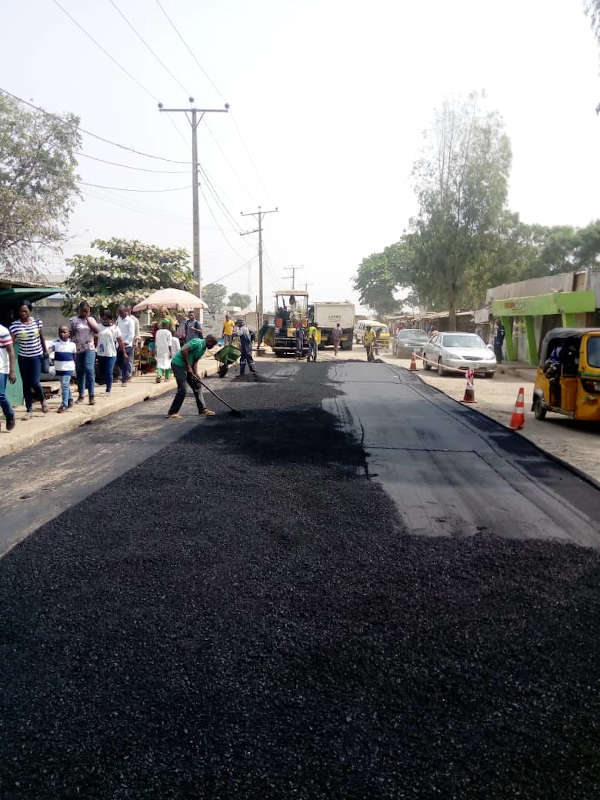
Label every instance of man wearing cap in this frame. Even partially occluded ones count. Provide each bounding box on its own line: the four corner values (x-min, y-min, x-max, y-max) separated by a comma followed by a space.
235, 319, 255, 376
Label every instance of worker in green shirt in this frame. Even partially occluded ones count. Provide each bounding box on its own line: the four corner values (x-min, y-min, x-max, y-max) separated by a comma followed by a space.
167, 334, 218, 419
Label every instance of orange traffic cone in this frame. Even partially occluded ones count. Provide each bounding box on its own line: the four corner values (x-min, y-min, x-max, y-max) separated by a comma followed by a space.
509, 387, 525, 430
410, 351, 418, 371
461, 368, 476, 403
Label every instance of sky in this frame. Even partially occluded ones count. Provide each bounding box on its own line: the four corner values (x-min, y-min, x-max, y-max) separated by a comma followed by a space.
1, 0, 600, 311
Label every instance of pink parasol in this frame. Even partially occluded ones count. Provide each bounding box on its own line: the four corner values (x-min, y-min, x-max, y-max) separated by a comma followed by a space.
132, 288, 208, 312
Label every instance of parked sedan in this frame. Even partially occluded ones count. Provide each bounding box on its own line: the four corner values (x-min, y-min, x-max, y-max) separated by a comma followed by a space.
422, 332, 496, 377
392, 328, 430, 358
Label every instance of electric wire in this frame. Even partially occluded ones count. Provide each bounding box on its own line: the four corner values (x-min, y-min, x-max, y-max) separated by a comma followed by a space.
199, 184, 251, 261
154, 0, 225, 101
76, 152, 188, 173
51, 0, 159, 103
80, 181, 191, 192
107, 0, 191, 98
150, 1, 273, 207
0, 87, 190, 164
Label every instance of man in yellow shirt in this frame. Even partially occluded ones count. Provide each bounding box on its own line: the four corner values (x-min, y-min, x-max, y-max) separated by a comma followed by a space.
307, 323, 318, 362
222, 314, 235, 345
363, 326, 376, 362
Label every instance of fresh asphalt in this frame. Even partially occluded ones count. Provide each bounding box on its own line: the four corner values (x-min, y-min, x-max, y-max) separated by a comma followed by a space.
2, 359, 600, 799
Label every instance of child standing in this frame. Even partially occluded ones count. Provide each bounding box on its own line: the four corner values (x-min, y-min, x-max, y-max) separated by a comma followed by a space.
97, 311, 126, 393
155, 319, 173, 382
49, 326, 76, 413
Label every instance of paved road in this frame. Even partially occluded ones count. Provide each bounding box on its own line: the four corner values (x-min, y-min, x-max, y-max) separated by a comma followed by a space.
325, 360, 600, 543
2, 359, 600, 799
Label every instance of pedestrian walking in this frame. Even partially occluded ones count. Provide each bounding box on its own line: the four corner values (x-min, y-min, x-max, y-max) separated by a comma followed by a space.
10, 301, 49, 417
155, 319, 173, 382
235, 319, 255, 375
69, 300, 99, 405
185, 310, 203, 342
222, 314, 235, 345
332, 322, 342, 356
116, 304, 135, 385
363, 325, 376, 362
0, 322, 16, 430
48, 326, 76, 413
175, 313, 187, 348
295, 324, 305, 359
167, 334, 218, 419
494, 321, 505, 364
97, 311, 126, 394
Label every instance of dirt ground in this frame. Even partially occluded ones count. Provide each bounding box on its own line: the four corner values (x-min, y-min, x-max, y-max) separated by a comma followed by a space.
383, 354, 600, 485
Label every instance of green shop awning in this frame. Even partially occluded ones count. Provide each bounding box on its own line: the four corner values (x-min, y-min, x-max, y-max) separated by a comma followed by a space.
0, 286, 62, 304
491, 290, 596, 317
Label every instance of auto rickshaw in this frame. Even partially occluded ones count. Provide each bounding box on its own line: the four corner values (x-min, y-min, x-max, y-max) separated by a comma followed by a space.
532, 328, 600, 421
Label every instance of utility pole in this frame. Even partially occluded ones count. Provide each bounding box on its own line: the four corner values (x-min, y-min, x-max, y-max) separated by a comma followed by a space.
282, 265, 304, 290
158, 98, 229, 311
240, 206, 278, 328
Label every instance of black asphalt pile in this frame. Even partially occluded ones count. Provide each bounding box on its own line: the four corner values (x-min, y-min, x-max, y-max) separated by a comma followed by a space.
2, 363, 600, 799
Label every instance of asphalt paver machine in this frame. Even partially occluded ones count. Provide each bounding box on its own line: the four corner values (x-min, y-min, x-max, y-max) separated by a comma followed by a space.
269, 290, 313, 357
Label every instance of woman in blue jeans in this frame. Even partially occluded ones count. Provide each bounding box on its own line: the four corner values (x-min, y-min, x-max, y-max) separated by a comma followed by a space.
68, 300, 99, 405
9, 302, 49, 418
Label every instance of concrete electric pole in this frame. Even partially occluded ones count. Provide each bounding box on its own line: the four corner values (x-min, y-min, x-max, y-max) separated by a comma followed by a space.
240, 205, 278, 328
158, 98, 229, 307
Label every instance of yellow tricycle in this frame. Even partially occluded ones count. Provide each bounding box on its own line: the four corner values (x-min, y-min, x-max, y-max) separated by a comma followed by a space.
532, 328, 600, 422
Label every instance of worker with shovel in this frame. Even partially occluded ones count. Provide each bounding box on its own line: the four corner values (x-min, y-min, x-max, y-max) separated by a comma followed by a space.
167, 334, 218, 419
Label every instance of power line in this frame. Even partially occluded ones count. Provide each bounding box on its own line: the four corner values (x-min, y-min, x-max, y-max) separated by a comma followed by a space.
151, 1, 271, 202
79, 181, 191, 192
154, 0, 225, 101
107, 0, 191, 97
199, 184, 251, 261
0, 87, 190, 164
76, 151, 188, 173
51, 0, 159, 103
197, 162, 244, 233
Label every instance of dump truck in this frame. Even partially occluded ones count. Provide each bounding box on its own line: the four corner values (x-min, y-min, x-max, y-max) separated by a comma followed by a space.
313, 302, 355, 351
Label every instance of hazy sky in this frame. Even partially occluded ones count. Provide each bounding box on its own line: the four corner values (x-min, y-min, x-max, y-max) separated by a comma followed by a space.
1, 0, 599, 309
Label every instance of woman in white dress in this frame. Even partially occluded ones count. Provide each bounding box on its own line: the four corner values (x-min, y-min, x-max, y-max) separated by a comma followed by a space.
155, 319, 173, 382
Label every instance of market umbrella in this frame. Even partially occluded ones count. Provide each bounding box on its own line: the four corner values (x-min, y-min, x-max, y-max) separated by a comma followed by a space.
132, 288, 208, 312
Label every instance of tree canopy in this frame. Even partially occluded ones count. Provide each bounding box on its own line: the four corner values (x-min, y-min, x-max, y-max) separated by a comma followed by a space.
201, 283, 228, 313
64, 238, 193, 314
0, 92, 81, 276
354, 93, 600, 320
228, 292, 251, 310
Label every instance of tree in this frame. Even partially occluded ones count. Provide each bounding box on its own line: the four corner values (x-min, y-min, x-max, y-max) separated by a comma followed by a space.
409, 94, 512, 327
228, 292, 251, 310
585, 1, 600, 111
0, 92, 81, 277
64, 238, 193, 314
354, 249, 404, 316
201, 283, 227, 313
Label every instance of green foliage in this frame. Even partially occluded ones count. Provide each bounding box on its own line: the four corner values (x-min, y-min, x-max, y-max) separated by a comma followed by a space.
64, 238, 192, 315
228, 292, 251, 310
201, 283, 228, 313
409, 94, 512, 325
0, 92, 81, 276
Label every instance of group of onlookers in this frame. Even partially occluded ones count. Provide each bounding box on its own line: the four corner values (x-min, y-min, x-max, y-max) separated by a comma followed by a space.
0, 300, 141, 432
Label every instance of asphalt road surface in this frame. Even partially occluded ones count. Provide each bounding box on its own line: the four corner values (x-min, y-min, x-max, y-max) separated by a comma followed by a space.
2, 359, 600, 799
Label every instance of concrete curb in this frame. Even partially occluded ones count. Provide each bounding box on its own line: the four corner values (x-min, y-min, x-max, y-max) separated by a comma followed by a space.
0, 356, 220, 459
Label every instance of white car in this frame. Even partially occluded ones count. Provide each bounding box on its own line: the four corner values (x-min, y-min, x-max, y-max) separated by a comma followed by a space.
422, 332, 496, 377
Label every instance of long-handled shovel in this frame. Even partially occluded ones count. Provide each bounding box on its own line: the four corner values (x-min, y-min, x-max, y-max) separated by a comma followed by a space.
193, 375, 243, 417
